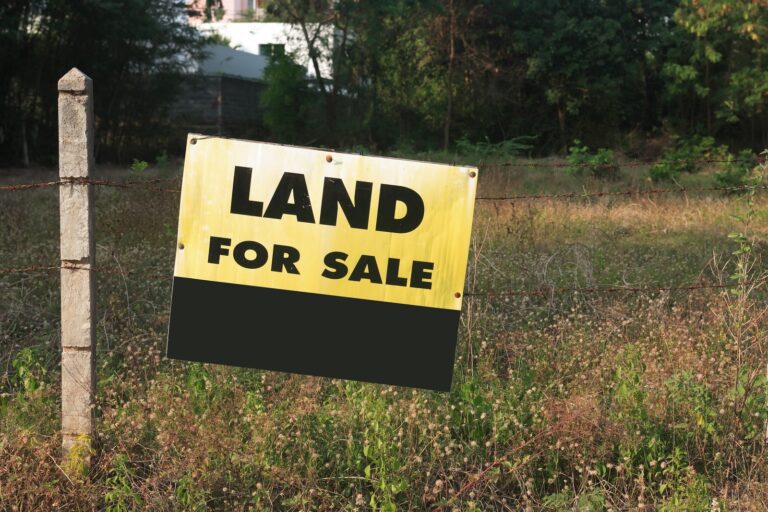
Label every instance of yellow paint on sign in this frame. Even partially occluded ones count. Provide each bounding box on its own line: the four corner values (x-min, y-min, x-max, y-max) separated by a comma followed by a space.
174, 135, 477, 311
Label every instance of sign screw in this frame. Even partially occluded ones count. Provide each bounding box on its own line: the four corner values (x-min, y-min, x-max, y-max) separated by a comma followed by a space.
454, 292, 461, 298
469, 171, 476, 178
178, 243, 185, 250
190, 139, 197, 145
326, 154, 333, 163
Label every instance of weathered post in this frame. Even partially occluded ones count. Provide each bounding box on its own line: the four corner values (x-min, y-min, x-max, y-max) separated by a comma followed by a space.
58, 68, 95, 466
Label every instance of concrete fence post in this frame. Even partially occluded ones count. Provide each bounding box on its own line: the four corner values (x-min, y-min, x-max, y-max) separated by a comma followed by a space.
58, 68, 96, 464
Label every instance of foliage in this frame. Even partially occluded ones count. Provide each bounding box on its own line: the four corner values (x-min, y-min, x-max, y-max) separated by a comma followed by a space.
662, 0, 768, 146
0, 0, 204, 164
4, 159, 768, 508
714, 150, 758, 189
649, 135, 728, 181
154, 151, 172, 177
62, 434, 94, 480
565, 140, 619, 179
129, 159, 149, 174
104, 454, 144, 512
454, 135, 536, 163
260, 53, 312, 144
2, 0, 767, 162
12, 347, 46, 394
205, 31, 232, 47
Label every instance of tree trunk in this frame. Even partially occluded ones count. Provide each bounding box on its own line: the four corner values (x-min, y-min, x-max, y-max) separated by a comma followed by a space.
443, 0, 456, 151
705, 60, 712, 134
296, 19, 335, 137
20, 116, 29, 168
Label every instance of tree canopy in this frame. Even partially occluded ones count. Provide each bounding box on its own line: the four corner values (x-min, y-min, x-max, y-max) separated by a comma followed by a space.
261, 0, 767, 153
1, 0, 766, 165
0, 0, 204, 164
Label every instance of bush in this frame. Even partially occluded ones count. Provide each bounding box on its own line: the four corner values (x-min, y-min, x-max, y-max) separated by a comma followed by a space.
649, 135, 728, 181
260, 54, 311, 144
454, 135, 536, 163
714, 150, 758, 189
565, 140, 619, 179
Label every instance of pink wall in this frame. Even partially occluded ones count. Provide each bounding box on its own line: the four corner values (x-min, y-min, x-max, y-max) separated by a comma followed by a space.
187, 0, 261, 24
220, 0, 260, 21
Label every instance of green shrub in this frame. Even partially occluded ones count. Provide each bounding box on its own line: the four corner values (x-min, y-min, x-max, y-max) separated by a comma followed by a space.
260, 53, 310, 144
565, 140, 619, 179
154, 150, 171, 175
649, 135, 727, 182
714, 150, 757, 189
12, 347, 47, 394
454, 135, 536, 162
130, 158, 149, 173
105, 454, 143, 512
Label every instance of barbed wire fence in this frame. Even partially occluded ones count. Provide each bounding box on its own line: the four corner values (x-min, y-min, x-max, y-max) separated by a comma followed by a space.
2, 156, 765, 299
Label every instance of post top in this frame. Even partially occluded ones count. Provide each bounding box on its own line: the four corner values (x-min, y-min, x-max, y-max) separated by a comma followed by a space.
58, 68, 92, 93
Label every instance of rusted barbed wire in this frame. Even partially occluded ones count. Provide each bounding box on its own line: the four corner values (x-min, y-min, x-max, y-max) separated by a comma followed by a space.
0, 264, 171, 280
88, 177, 182, 193
0, 180, 65, 191
2, 176, 766, 203
483, 157, 761, 169
1, 156, 762, 193
0, 176, 182, 192
464, 281, 759, 298
0, 265, 62, 275
475, 184, 768, 201
1, 264, 757, 297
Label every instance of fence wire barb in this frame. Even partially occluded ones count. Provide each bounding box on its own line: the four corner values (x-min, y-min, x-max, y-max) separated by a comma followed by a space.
0, 265, 62, 275
0, 176, 182, 192
1, 265, 756, 297
2, 177, 766, 202
1, 155, 764, 199
0, 264, 171, 280
484, 157, 763, 169
0, 180, 65, 191
464, 281, 757, 297
475, 184, 768, 201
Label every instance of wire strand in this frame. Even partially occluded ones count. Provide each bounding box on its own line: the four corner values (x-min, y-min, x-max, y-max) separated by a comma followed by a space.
475, 184, 768, 201
463, 281, 756, 297
1, 265, 757, 297
2, 176, 766, 202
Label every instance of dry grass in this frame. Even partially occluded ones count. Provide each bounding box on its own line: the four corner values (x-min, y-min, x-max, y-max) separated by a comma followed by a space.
1, 161, 767, 511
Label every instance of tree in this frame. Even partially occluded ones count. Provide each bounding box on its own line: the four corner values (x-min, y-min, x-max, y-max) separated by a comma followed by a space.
260, 54, 311, 143
0, 0, 204, 165
664, 0, 768, 148
264, 0, 342, 140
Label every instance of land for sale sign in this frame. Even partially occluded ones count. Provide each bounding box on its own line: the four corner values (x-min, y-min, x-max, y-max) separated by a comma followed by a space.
167, 135, 477, 391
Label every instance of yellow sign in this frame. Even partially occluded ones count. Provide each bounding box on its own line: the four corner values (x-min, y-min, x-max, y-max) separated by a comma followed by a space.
168, 135, 477, 391
174, 135, 477, 310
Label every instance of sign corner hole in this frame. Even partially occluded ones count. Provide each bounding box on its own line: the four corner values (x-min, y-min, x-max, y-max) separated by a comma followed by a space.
454, 292, 461, 298
178, 243, 185, 251
469, 171, 477, 178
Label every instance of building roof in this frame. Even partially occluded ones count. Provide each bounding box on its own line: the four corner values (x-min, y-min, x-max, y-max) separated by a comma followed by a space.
195, 43, 268, 81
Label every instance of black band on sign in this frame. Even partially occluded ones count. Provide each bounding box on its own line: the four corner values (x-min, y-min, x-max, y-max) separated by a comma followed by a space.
167, 277, 460, 391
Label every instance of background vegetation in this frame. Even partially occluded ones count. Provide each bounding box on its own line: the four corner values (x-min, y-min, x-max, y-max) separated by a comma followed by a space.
1, 0, 767, 165
0, 0, 204, 165
259, 0, 768, 154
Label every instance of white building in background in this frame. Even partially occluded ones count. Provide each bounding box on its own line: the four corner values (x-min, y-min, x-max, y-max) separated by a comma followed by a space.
197, 22, 335, 80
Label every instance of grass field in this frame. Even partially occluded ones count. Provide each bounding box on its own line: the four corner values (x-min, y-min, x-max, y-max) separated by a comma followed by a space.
1, 158, 768, 511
